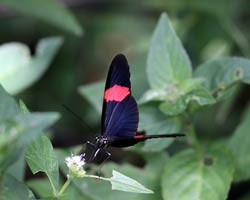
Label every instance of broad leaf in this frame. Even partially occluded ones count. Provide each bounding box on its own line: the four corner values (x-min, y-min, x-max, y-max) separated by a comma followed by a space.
140, 79, 215, 116
0, 86, 59, 171
162, 147, 234, 200
0, 85, 20, 121
2, 100, 27, 180
0, 112, 60, 148
0, 37, 63, 94
28, 178, 88, 200
0, 0, 83, 36
143, 13, 216, 115
159, 85, 215, 115
25, 134, 59, 194
27, 179, 53, 199
194, 57, 250, 99
6, 150, 25, 181
78, 81, 104, 114
0, 174, 36, 200
229, 105, 250, 182
110, 170, 153, 194
147, 13, 192, 89
138, 103, 181, 151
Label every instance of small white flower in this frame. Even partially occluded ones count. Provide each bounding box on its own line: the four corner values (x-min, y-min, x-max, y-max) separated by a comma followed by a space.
65, 153, 86, 178
65, 153, 85, 169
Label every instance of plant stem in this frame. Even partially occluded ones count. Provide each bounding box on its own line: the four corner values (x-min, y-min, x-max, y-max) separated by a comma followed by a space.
57, 177, 71, 197
56, 174, 110, 198
84, 174, 110, 182
183, 113, 202, 155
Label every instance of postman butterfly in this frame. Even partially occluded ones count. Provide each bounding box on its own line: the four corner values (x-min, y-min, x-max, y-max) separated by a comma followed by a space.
86, 54, 185, 161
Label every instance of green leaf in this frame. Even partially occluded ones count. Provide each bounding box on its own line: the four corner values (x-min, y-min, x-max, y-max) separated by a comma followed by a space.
6, 150, 25, 181
0, 86, 60, 172
25, 134, 59, 194
159, 85, 215, 116
138, 103, 181, 151
110, 170, 153, 194
17, 113, 60, 146
0, 37, 63, 94
27, 177, 53, 199
142, 12, 220, 115
3, 101, 28, 180
140, 79, 215, 116
19, 100, 30, 114
0, 112, 60, 148
229, 105, 250, 182
27, 178, 53, 198
0, 113, 59, 172
194, 57, 250, 99
78, 81, 104, 114
162, 147, 234, 200
0, 174, 36, 200
201, 38, 231, 61
28, 178, 88, 200
0, 0, 83, 36
147, 12, 192, 89
0, 85, 20, 121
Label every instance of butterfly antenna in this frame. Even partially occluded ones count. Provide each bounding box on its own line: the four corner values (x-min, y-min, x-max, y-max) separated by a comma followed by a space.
62, 104, 96, 135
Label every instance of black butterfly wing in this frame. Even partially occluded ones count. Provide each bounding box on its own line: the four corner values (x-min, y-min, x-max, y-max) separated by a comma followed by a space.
101, 54, 138, 138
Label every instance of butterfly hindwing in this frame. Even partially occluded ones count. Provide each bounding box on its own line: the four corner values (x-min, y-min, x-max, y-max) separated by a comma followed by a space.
104, 95, 138, 138
101, 54, 138, 138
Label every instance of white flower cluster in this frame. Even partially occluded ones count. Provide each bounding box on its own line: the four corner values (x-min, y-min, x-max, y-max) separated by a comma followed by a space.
65, 153, 86, 178
65, 153, 85, 169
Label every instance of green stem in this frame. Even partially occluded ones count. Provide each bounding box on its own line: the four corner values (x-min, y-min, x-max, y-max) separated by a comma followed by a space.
56, 174, 110, 199
84, 174, 110, 182
57, 177, 71, 197
183, 112, 202, 155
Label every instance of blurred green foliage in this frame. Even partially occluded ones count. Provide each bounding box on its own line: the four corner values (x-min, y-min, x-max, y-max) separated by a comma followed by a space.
0, 0, 250, 200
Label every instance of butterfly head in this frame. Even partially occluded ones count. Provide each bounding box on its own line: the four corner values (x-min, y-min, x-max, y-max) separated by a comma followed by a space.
95, 135, 109, 148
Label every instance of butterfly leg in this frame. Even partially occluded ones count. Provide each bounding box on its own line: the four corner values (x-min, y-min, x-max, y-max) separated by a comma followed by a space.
87, 146, 102, 162
97, 149, 111, 176
79, 141, 98, 162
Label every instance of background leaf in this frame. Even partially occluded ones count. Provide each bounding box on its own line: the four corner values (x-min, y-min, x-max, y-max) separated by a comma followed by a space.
28, 178, 87, 200
0, 0, 83, 36
162, 146, 234, 200
0, 112, 60, 147
159, 85, 215, 115
25, 134, 59, 194
0, 174, 36, 200
138, 103, 181, 151
146, 12, 192, 89
27, 179, 53, 199
194, 57, 250, 99
6, 150, 25, 181
0, 37, 63, 94
229, 104, 250, 182
142, 13, 215, 116
0, 86, 60, 172
110, 170, 153, 194
78, 81, 104, 114
0, 85, 20, 121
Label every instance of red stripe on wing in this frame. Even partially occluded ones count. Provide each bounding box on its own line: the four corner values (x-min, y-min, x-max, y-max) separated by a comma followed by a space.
133, 134, 145, 139
104, 84, 130, 102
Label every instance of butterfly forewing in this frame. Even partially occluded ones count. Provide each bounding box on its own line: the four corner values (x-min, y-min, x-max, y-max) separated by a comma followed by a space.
101, 54, 138, 138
